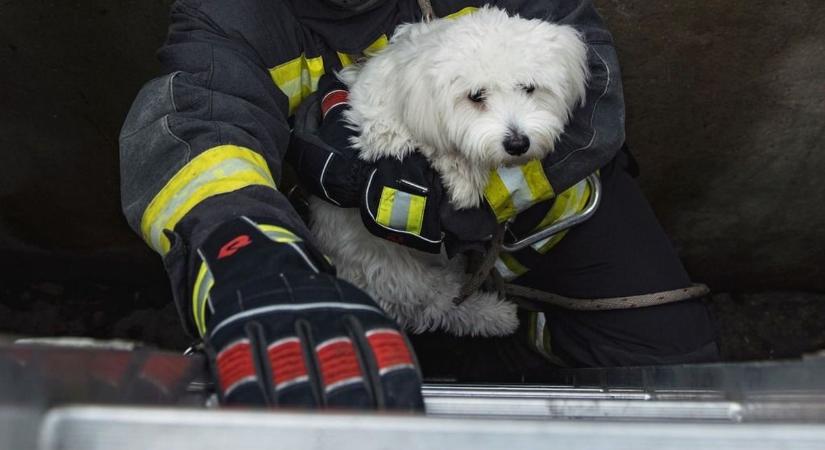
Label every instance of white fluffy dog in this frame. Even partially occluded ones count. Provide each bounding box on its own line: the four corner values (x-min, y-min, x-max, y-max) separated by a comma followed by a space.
309, 7, 589, 336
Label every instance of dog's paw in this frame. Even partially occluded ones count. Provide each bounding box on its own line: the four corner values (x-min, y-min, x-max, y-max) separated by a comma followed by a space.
437, 292, 519, 337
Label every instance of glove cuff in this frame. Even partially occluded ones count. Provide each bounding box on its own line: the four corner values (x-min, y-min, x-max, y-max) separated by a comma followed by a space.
359, 157, 444, 254
189, 216, 333, 337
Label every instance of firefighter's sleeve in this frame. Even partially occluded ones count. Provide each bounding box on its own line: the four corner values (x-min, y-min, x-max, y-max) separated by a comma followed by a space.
484, 0, 625, 221
119, 0, 312, 331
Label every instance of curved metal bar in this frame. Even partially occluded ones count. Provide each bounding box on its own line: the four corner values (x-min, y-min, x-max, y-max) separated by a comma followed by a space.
500, 174, 602, 253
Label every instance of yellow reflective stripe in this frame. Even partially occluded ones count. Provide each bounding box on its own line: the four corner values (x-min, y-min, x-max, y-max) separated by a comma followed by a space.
256, 224, 302, 244
269, 54, 325, 115
484, 160, 554, 223
140, 145, 276, 254
532, 177, 592, 253
363, 34, 388, 56
495, 252, 529, 281
189, 224, 300, 337
374, 187, 426, 235
376, 187, 397, 228
444, 6, 478, 19
406, 194, 426, 235
522, 160, 555, 204
337, 52, 357, 67
192, 261, 214, 337
485, 170, 515, 223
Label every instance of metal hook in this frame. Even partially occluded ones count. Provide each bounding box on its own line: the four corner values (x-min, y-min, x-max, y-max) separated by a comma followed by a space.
500, 174, 602, 253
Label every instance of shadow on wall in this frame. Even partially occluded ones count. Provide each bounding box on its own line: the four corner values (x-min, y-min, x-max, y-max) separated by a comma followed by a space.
601, 0, 825, 291
0, 0, 823, 293
0, 0, 175, 283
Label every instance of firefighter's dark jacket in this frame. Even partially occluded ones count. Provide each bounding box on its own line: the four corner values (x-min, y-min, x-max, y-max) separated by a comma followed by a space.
119, 0, 625, 317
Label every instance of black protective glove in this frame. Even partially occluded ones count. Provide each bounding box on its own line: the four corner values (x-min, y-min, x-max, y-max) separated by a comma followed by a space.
288, 75, 372, 209
196, 216, 424, 409
361, 152, 498, 255
289, 74, 497, 255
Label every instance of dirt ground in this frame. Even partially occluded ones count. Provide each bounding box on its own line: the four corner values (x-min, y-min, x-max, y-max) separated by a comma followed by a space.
1, 279, 823, 363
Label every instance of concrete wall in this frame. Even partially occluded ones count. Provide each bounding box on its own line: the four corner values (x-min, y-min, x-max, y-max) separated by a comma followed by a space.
1, 0, 823, 291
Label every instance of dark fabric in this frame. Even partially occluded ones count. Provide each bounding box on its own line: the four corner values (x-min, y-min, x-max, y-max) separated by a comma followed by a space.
288, 77, 373, 208
201, 217, 424, 409
288, 0, 407, 54
410, 150, 720, 378
360, 153, 445, 253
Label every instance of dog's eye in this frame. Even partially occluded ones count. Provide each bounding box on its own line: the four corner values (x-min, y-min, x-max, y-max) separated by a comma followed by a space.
522, 84, 536, 94
468, 89, 486, 103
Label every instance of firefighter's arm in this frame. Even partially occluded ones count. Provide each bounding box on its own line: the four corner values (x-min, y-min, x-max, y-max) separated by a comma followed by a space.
120, 0, 304, 256
119, 0, 422, 409
484, 0, 625, 221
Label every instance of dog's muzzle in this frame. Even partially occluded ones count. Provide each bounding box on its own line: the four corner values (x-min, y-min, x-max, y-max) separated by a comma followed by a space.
503, 132, 530, 156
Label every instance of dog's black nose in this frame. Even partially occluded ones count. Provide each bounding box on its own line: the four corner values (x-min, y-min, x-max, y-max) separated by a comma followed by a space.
503, 133, 530, 156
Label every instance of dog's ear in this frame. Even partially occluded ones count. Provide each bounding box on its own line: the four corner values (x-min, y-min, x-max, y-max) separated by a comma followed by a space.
531, 23, 590, 111
396, 56, 454, 156
343, 45, 418, 162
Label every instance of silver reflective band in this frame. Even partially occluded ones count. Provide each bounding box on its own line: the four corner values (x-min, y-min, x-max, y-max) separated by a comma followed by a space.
496, 164, 537, 212
387, 190, 413, 230
209, 302, 386, 339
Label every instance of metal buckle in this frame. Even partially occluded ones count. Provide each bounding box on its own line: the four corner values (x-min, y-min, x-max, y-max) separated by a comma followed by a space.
500, 174, 602, 252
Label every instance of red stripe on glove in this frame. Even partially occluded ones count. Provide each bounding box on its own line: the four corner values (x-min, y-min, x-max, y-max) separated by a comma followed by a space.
366, 329, 415, 375
268, 337, 309, 390
216, 339, 257, 394
316, 337, 363, 391
321, 89, 349, 120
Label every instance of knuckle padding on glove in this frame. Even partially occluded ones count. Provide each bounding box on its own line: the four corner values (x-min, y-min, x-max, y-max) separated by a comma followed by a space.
210, 301, 421, 408
313, 328, 373, 408
211, 334, 265, 405
202, 217, 423, 409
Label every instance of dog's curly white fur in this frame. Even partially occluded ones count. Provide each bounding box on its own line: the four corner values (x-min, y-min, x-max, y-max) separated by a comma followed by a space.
309, 7, 589, 336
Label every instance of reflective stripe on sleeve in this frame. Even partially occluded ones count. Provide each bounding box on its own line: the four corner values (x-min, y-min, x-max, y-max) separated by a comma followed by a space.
191, 260, 215, 337
269, 54, 325, 115
375, 187, 427, 235
140, 145, 277, 255
485, 160, 555, 223
444, 6, 478, 19
363, 34, 388, 57
531, 177, 591, 253
495, 175, 593, 279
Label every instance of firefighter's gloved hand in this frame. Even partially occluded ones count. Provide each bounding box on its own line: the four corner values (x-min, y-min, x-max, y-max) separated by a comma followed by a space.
288, 75, 372, 208
359, 153, 442, 253
359, 152, 498, 255
196, 217, 424, 410
439, 199, 499, 259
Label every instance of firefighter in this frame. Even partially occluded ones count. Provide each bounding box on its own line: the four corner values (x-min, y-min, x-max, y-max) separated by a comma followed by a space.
120, 0, 720, 407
